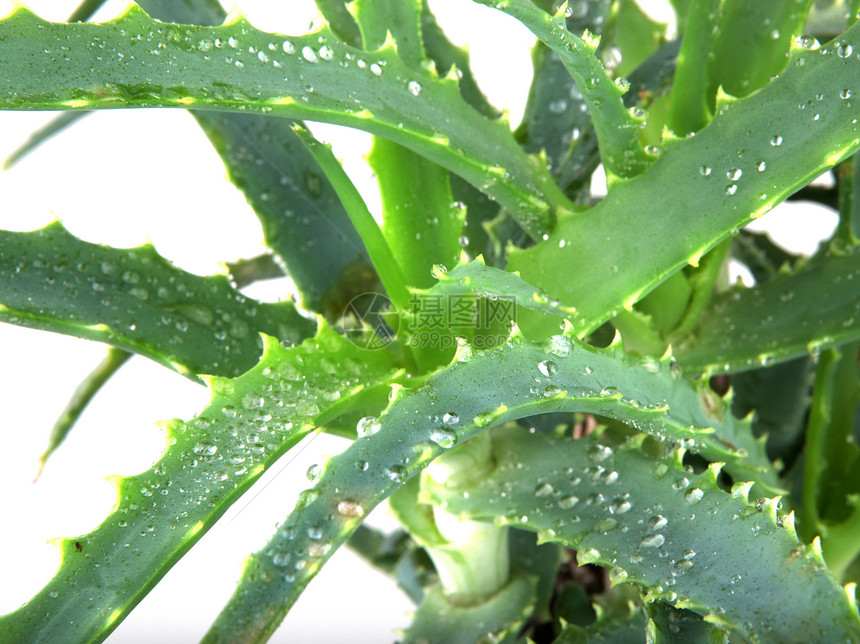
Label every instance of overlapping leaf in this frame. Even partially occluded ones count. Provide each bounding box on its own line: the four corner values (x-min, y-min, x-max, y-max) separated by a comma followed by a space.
0, 3, 568, 237
0, 223, 313, 378
0, 324, 403, 643
509, 25, 860, 337
676, 248, 860, 374
425, 427, 860, 643
201, 327, 778, 642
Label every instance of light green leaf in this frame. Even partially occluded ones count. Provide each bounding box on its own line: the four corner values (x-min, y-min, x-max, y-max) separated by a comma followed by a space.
0, 324, 403, 643
0, 4, 569, 238
2, 111, 87, 169
36, 347, 131, 478
676, 249, 860, 374
137, 0, 376, 315
202, 328, 777, 643
402, 573, 538, 644
509, 23, 860, 339
477, 0, 651, 179
0, 223, 314, 378
425, 426, 860, 643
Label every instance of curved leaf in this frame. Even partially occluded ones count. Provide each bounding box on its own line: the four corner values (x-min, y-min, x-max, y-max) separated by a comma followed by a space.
478, 0, 651, 179
202, 328, 777, 643
2, 111, 88, 169
134, 0, 376, 315
403, 573, 537, 644
509, 23, 860, 338
0, 223, 314, 378
676, 248, 860, 374
36, 347, 131, 478
0, 324, 403, 643
425, 426, 860, 643
0, 4, 570, 238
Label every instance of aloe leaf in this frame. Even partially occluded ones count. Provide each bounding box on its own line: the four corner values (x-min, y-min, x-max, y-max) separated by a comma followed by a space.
419, 1, 499, 119
0, 223, 314, 378
2, 111, 88, 169
425, 426, 860, 643
802, 343, 860, 537
133, 0, 376, 315
646, 603, 726, 643
667, 0, 718, 136
0, 324, 402, 643
402, 573, 537, 644
477, 0, 651, 179
203, 328, 778, 643
675, 249, 860, 374
415, 257, 579, 322
708, 0, 815, 99
290, 123, 412, 315
731, 357, 814, 465
836, 158, 860, 247
313, 0, 362, 48
354, 0, 465, 371
509, 22, 860, 339
67, 0, 108, 22
517, 0, 611, 182
0, 4, 569, 238
554, 611, 647, 643
36, 347, 131, 478
612, 0, 666, 77
731, 230, 797, 283
196, 111, 377, 315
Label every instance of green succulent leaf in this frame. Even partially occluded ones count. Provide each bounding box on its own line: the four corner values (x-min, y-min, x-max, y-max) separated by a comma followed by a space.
67, 0, 108, 23
419, 0, 500, 119
2, 111, 87, 169
0, 3, 569, 238
517, 0, 611, 185
0, 323, 403, 643
36, 347, 131, 478
401, 573, 538, 644
424, 426, 860, 643
646, 602, 727, 643
135, 0, 376, 315
731, 230, 798, 283
509, 22, 860, 339
676, 248, 860, 374
708, 0, 814, 99
0, 223, 314, 378
202, 328, 777, 643
415, 257, 579, 322
731, 356, 813, 465
477, 0, 652, 179
553, 613, 647, 644
802, 342, 860, 576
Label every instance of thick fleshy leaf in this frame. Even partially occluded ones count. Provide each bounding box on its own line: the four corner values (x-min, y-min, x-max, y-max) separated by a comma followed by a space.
517, 0, 611, 183
509, 24, 860, 339
708, 0, 814, 98
0, 223, 314, 378
0, 4, 569, 238
676, 248, 860, 374
425, 427, 860, 643
478, 0, 651, 179
0, 324, 403, 643
402, 573, 537, 644
36, 347, 131, 477
202, 328, 777, 643
134, 0, 376, 315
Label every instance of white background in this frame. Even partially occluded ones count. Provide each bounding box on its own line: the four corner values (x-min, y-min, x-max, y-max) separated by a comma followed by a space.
0, 1, 839, 642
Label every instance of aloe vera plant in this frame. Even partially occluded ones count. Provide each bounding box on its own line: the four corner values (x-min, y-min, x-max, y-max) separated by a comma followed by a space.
4, 0, 860, 641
